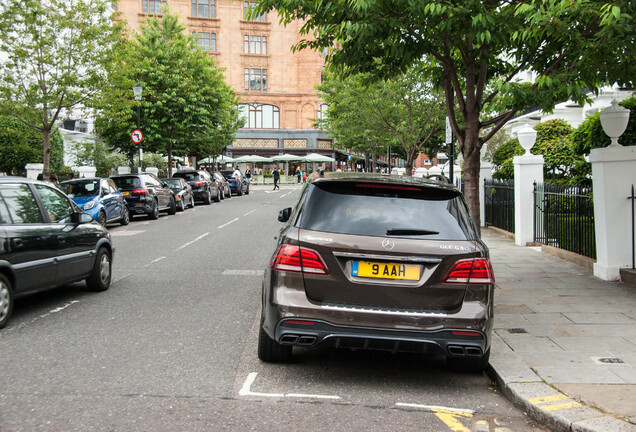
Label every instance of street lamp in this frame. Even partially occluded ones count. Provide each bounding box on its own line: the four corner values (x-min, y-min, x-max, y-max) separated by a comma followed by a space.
133, 84, 143, 173
599, 99, 631, 147
517, 123, 537, 155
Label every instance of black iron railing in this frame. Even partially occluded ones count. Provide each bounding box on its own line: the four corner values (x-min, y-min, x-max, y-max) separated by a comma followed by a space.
629, 185, 635, 269
533, 182, 595, 259
484, 179, 515, 233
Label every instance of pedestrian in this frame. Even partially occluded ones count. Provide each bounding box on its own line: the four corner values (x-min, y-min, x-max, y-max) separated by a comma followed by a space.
273, 167, 280, 190
302, 171, 307, 183
232, 166, 241, 180
296, 168, 301, 183
246, 169, 251, 183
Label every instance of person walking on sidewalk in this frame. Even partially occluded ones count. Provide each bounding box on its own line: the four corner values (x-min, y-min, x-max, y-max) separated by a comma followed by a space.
273, 167, 280, 190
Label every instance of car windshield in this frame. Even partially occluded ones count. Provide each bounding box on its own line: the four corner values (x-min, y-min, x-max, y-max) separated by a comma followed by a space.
299, 181, 477, 240
111, 176, 143, 190
60, 180, 100, 198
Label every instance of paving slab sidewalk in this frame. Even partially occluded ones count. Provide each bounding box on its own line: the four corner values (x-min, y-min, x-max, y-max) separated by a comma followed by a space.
483, 228, 636, 432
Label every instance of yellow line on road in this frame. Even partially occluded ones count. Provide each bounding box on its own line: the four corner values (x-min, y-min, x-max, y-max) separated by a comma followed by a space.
541, 401, 581, 411
529, 393, 581, 412
528, 394, 568, 405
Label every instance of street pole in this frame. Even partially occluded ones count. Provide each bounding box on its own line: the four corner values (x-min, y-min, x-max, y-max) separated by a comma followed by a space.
137, 104, 142, 173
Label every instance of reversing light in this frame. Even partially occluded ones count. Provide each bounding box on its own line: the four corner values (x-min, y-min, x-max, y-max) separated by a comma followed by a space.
270, 244, 329, 275
443, 258, 495, 284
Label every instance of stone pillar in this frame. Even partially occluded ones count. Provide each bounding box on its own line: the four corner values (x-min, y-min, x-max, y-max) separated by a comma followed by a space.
117, 166, 131, 175
25, 163, 44, 179
589, 146, 636, 280
513, 155, 544, 246
479, 162, 493, 228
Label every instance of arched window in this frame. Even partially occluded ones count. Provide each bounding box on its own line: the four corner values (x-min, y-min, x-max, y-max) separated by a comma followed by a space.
238, 103, 280, 129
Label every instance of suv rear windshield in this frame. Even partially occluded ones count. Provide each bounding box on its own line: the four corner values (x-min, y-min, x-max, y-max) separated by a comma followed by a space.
174, 172, 200, 181
111, 176, 143, 190
299, 181, 477, 240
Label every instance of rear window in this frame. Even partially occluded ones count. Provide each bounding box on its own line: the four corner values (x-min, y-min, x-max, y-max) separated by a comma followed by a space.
111, 176, 142, 190
298, 181, 477, 240
174, 172, 199, 181
164, 179, 182, 188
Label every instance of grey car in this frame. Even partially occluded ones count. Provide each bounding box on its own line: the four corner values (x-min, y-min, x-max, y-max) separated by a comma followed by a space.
259, 173, 495, 372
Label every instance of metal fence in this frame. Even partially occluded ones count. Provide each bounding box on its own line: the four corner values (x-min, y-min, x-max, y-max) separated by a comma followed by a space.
629, 185, 635, 269
533, 182, 596, 259
484, 179, 515, 233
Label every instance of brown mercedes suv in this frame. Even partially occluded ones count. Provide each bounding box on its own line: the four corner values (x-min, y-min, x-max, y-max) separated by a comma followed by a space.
259, 173, 495, 371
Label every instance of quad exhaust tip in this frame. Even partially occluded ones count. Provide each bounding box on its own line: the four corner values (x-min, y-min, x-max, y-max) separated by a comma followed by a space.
280, 334, 317, 346
448, 345, 482, 357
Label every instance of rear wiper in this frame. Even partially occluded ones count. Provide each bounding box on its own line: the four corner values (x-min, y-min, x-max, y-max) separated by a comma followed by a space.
386, 228, 439, 236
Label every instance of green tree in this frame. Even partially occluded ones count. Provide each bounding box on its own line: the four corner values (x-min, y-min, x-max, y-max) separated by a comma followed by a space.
0, 114, 64, 176
254, 0, 635, 227
0, 0, 123, 181
95, 10, 241, 176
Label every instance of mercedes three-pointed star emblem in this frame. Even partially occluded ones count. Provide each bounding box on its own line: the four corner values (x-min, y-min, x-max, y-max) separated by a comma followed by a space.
382, 238, 395, 250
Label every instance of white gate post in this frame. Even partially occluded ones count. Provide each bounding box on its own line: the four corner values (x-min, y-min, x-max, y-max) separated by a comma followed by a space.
513, 125, 543, 246
589, 146, 636, 280
479, 145, 492, 228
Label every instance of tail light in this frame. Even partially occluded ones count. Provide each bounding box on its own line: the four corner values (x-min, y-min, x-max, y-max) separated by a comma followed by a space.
270, 244, 329, 275
132, 189, 149, 195
443, 258, 495, 284
194, 181, 205, 187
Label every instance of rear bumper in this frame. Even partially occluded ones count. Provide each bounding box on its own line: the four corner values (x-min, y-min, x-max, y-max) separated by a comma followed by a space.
274, 318, 489, 357
123, 196, 153, 214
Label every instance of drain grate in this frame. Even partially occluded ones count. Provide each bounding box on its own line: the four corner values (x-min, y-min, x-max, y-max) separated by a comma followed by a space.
507, 328, 528, 334
597, 357, 624, 364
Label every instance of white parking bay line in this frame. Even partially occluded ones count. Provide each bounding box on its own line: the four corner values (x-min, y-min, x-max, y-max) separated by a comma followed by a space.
239, 372, 340, 400
222, 270, 264, 276
176, 232, 210, 251
145, 256, 166, 267
110, 230, 145, 236
243, 209, 256, 217
218, 218, 239, 229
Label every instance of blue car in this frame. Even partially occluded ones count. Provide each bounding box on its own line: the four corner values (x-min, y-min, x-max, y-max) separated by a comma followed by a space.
59, 177, 130, 227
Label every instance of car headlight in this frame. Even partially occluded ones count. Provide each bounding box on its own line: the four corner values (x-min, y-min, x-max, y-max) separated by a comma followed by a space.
83, 201, 96, 210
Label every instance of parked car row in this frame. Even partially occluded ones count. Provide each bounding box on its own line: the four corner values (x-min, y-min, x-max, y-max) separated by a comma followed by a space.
0, 167, 254, 329
58, 169, 250, 228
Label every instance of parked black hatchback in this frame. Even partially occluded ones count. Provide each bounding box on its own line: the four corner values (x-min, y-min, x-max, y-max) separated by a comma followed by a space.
0, 177, 114, 329
172, 169, 220, 204
110, 173, 176, 219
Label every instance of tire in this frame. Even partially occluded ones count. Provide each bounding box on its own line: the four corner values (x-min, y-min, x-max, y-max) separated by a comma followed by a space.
189, 195, 195, 208
225, 187, 231, 199
203, 189, 212, 205
447, 348, 490, 373
148, 199, 159, 219
177, 199, 185, 211
0, 274, 14, 329
120, 205, 130, 225
258, 321, 292, 363
168, 196, 177, 215
220, 188, 225, 200
85, 247, 112, 292
245, 185, 250, 195
98, 211, 107, 228
213, 188, 221, 202
237, 185, 243, 196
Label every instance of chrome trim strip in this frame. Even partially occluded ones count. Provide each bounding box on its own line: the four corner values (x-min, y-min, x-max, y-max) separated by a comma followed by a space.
332, 251, 442, 264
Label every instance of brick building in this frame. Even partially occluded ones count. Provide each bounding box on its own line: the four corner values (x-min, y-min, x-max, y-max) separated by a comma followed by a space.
115, 0, 337, 165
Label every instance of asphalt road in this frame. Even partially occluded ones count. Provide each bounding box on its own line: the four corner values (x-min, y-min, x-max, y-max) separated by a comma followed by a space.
0, 185, 547, 432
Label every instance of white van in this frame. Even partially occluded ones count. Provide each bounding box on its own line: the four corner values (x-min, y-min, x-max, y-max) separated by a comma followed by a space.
390, 167, 406, 176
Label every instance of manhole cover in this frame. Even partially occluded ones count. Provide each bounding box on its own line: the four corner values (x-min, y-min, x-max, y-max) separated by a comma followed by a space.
507, 328, 528, 334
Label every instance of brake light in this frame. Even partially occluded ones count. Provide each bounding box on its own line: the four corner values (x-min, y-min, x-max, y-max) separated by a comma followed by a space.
194, 181, 205, 187
270, 244, 329, 275
285, 320, 316, 325
132, 189, 149, 195
356, 184, 420, 191
443, 258, 494, 284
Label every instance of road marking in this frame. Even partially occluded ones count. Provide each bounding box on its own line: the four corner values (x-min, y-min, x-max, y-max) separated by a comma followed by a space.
145, 256, 166, 266
239, 372, 340, 400
222, 270, 264, 276
48, 300, 80, 314
281, 192, 293, 198
218, 218, 239, 229
529, 393, 581, 412
243, 209, 256, 216
396, 403, 473, 432
176, 232, 209, 251
110, 230, 145, 236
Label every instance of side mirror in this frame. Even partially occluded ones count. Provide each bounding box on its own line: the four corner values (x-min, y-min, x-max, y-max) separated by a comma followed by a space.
278, 207, 292, 222
74, 212, 94, 224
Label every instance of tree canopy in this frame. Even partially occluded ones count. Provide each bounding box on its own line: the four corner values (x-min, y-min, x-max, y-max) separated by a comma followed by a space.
0, 0, 123, 180
318, 65, 445, 173
95, 10, 242, 176
255, 0, 635, 227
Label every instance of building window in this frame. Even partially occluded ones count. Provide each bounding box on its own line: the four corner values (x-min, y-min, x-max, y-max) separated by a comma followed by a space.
243, 1, 266, 22
193, 32, 216, 52
317, 104, 329, 120
238, 103, 279, 129
143, 0, 166, 14
192, 0, 215, 17
244, 68, 267, 91
243, 35, 267, 55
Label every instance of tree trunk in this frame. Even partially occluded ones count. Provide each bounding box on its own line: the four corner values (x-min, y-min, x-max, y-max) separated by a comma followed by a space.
462, 139, 481, 235
42, 128, 51, 181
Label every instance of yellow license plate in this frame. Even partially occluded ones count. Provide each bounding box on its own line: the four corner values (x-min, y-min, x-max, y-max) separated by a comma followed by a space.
123, 191, 129, 196
352, 261, 420, 280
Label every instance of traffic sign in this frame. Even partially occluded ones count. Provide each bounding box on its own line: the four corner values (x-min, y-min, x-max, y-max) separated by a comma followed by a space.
445, 117, 452, 144
131, 129, 143, 144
